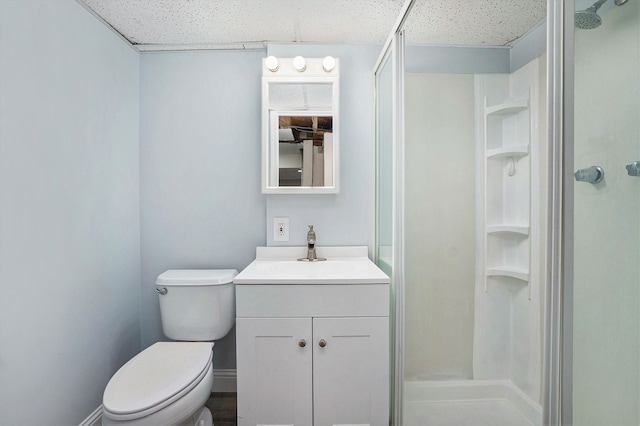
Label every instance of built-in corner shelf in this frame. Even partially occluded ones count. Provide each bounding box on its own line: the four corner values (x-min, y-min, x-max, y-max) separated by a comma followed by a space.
485, 98, 529, 117
481, 91, 532, 293
486, 225, 530, 236
486, 267, 530, 283
486, 145, 529, 160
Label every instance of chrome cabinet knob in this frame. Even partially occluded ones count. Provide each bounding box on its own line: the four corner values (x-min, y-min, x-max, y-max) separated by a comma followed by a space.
319, 339, 327, 348
299, 339, 306, 348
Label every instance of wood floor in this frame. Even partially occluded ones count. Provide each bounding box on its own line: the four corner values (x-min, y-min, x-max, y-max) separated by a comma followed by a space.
205, 392, 237, 426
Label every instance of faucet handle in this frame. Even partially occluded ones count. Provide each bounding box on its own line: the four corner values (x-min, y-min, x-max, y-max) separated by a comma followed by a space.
307, 225, 316, 242
574, 166, 604, 184
626, 161, 640, 176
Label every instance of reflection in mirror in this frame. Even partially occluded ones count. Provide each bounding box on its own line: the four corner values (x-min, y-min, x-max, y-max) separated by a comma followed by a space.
277, 114, 333, 187
268, 83, 334, 187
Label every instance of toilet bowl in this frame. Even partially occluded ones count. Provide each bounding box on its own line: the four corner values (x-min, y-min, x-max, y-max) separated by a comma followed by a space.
102, 269, 237, 426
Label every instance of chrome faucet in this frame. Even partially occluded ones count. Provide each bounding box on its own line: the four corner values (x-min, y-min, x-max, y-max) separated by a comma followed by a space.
307, 225, 317, 260
298, 225, 326, 262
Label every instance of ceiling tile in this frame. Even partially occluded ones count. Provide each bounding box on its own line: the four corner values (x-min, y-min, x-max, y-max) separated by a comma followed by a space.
79, 0, 547, 49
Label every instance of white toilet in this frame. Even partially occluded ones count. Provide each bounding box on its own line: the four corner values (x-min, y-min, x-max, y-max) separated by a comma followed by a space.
102, 269, 237, 426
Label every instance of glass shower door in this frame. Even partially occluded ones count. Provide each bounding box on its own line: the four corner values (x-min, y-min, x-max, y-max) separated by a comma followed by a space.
570, 0, 640, 423
375, 37, 401, 424
375, 49, 394, 280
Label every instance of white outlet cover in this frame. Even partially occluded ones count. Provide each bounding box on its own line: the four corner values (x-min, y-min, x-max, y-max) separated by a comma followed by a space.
273, 217, 289, 242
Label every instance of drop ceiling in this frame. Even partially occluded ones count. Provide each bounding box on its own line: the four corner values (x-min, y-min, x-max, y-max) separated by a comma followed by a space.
78, 0, 547, 51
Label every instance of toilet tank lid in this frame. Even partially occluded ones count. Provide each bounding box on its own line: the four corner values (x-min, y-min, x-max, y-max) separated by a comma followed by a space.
156, 269, 238, 286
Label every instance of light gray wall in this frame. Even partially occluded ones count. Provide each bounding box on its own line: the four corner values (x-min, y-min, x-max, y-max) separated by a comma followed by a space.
405, 45, 510, 74
139, 50, 266, 367
0, 1, 140, 424
265, 44, 381, 251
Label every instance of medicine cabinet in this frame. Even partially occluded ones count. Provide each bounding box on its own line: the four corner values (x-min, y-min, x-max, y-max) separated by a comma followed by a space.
261, 57, 340, 194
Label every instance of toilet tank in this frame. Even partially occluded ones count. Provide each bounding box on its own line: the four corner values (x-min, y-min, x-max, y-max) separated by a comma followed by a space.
156, 269, 237, 341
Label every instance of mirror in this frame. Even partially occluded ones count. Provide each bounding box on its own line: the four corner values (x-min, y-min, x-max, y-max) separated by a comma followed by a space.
262, 57, 339, 194
275, 112, 333, 187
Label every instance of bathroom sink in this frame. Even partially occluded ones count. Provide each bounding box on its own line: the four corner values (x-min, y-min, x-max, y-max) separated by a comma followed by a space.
233, 246, 389, 284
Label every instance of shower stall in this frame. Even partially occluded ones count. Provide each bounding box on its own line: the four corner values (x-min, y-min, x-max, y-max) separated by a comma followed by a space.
375, 0, 640, 424
375, 1, 547, 424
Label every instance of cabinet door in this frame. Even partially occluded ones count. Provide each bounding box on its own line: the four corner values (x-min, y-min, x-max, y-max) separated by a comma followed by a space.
313, 317, 389, 426
236, 317, 313, 426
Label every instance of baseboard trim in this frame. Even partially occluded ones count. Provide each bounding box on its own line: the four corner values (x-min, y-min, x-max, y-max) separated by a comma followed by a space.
79, 405, 102, 426
212, 368, 237, 392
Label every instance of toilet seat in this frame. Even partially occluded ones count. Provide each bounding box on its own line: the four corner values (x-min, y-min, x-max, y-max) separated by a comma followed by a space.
103, 342, 213, 422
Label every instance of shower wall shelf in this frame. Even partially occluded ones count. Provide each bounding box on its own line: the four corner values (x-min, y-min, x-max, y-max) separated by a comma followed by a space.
486, 145, 529, 159
480, 87, 532, 293
474, 59, 542, 382
486, 225, 530, 235
486, 267, 529, 283
485, 98, 529, 116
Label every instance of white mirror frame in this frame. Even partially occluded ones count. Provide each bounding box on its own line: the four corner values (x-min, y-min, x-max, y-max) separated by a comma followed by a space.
261, 57, 340, 194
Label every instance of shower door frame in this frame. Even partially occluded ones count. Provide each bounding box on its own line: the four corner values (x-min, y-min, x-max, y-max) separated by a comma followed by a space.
373, 1, 415, 424
545, 0, 574, 424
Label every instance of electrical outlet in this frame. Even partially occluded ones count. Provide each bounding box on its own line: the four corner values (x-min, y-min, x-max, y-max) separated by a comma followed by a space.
273, 217, 289, 242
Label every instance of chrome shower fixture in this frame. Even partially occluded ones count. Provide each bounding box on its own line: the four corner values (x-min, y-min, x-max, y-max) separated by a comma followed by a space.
626, 161, 640, 176
574, 166, 604, 184
576, 0, 629, 30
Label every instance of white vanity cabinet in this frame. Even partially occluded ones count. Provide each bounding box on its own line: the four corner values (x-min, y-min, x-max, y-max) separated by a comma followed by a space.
311, 316, 389, 426
236, 317, 314, 425
234, 246, 390, 426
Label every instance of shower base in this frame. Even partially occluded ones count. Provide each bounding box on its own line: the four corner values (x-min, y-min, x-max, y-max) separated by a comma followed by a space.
403, 380, 542, 426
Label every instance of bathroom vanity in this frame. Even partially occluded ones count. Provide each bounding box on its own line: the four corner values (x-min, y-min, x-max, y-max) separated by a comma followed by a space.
234, 246, 390, 426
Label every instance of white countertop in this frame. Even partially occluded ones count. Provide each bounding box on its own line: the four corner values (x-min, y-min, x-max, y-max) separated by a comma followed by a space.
233, 246, 390, 284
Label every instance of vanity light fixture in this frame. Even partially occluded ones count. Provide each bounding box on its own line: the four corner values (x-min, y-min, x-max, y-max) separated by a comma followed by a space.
265, 56, 279, 72
293, 56, 306, 72
322, 56, 336, 72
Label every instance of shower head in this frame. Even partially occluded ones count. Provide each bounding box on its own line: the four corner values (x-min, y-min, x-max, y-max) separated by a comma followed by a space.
575, 0, 607, 29
575, 0, 629, 30
575, 6, 602, 29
